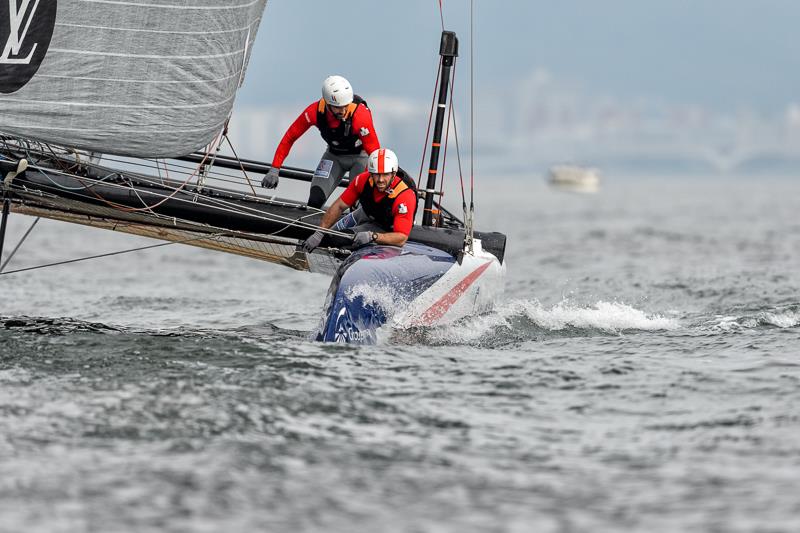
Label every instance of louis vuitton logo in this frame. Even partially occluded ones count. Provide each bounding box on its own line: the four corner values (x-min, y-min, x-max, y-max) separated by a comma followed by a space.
1, 0, 41, 64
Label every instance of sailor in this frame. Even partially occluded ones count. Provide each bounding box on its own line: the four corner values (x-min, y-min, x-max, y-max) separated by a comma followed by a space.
301, 148, 417, 252
261, 75, 380, 208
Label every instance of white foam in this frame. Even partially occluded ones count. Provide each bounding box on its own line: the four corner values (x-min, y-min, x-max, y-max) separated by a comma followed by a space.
344, 282, 410, 320
518, 299, 680, 332
413, 298, 680, 344
762, 309, 800, 328
704, 307, 800, 332
341, 282, 681, 344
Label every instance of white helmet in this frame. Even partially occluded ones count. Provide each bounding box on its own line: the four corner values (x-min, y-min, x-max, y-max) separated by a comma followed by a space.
368, 148, 399, 174
322, 75, 353, 107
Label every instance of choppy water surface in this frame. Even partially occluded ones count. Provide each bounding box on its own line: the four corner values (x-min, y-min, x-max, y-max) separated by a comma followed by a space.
1, 177, 799, 532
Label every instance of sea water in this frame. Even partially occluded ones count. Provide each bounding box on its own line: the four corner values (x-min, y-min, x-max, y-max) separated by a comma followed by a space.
0, 176, 798, 532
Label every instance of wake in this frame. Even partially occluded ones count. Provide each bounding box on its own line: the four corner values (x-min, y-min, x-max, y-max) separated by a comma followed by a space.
391, 299, 681, 346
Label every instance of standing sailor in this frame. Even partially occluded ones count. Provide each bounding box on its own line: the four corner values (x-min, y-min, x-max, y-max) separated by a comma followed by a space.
261, 75, 380, 208
301, 148, 417, 252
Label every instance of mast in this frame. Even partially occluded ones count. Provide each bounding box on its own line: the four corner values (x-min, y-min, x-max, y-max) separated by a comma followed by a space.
0, 159, 27, 264
422, 31, 459, 227
0, 197, 9, 264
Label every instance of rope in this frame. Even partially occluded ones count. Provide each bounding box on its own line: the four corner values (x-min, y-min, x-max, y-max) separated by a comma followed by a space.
418, 58, 442, 188
2, 135, 355, 243
222, 133, 258, 196
469, 0, 475, 207
0, 217, 39, 273
440, 64, 464, 205
11, 159, 356, 242
52, 140, 215, 215
0, 233, 224, 276
13, 171, 349, 239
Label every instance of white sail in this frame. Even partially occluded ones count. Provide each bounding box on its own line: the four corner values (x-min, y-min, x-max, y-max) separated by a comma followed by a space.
0, 0, 268, 157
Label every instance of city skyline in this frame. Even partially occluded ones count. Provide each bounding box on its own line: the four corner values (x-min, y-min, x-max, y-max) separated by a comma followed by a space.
230, 64, 800, 177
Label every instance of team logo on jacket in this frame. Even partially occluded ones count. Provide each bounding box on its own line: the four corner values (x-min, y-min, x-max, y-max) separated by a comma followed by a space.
398, 203, 408, 214
0, 0, 58, 94
359, 127, 370, 136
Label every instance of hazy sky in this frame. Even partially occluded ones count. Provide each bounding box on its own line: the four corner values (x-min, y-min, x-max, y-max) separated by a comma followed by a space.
239, 1, 800, 114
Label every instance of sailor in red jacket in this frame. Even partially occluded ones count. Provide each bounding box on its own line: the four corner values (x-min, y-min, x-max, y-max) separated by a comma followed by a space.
261, 75, 380, 208
301, 148, 417, 252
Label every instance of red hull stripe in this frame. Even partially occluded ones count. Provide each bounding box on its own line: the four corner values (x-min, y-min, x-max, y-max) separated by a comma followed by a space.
418, 261, 492, 325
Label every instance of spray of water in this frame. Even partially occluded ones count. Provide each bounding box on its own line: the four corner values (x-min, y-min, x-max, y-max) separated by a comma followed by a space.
391, 298, 681, 346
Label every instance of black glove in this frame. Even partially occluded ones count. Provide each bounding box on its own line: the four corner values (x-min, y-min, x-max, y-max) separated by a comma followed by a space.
261, 167, 279, 189
301, 231, 324, 253
352, 231, 376, 248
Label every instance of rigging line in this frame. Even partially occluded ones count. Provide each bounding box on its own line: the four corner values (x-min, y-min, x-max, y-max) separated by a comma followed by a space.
34, 165, 118, 191
2, 143, 211, 187
19, 168, 282, 225
128, 159, 243, 186
5, 146, 339, 236
17, 184, 322, 245
222, 134, 257, 196
437, 0, 445, 30
0, 217, 39, 273
124, 171, 303, 212
16, 174, 348, 237
440, 63, 465, 206
98, 172, 328, 231
439, 77, 452, 204
128, 177, 154, 211
91, 155, 245, 188
470, 0, 475, 207
157, 158, 167, 185
159, 158, 173, 189
42, 143, 74, 173
76, 147, 211, 213
156, 193, 342, 237
24, 165, 159, 201
418, 58, 443, 187
194, 126, 227, 191
446, 65, 467, 206
0, 233, 225, 277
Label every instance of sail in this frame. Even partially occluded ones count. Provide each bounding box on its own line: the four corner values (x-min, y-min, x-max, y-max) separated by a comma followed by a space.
0, 0, 268, 158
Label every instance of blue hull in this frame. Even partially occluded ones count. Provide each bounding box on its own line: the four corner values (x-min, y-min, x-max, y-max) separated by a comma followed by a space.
317, 242, 456, 343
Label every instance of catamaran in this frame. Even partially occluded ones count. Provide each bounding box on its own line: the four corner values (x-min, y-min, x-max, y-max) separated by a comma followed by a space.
0, 1, 506, 343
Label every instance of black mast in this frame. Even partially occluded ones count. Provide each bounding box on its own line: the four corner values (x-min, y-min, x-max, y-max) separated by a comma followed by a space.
0, 197, 9, 264
0, 159, 26, 264
422, 31, 459, 227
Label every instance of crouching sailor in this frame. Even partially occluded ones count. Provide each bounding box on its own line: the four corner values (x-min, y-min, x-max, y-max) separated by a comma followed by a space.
261, 75, 380, 209
301, 148, 417, 252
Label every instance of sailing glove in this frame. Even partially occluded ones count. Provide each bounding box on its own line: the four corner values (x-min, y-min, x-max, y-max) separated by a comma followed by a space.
301, 230, 324, 253
352, 231, 376, 247
261, 167, 279, 189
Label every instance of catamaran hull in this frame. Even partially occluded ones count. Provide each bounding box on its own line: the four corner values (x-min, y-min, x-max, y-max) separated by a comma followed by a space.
2, 157, 505, 266
317, 241, 505, 343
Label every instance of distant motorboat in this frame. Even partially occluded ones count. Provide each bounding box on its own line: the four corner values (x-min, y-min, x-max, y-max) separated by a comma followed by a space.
548, 165, 601, 193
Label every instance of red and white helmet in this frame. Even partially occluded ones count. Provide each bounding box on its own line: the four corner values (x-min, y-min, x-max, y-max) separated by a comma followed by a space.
368, 148, 399, 174
322, 75, 353, 106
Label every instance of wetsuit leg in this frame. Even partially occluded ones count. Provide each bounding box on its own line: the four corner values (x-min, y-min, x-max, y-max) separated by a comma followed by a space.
332, 207, 370, 232
308, 186, 327, 209
350, 153, 369, 176
308, 151, 345, 208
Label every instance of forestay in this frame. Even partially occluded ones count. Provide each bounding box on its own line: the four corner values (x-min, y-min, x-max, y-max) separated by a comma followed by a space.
0, 0, 268, 158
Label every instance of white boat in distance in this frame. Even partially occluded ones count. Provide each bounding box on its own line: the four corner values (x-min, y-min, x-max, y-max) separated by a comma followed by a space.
548, 164, 601, 193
